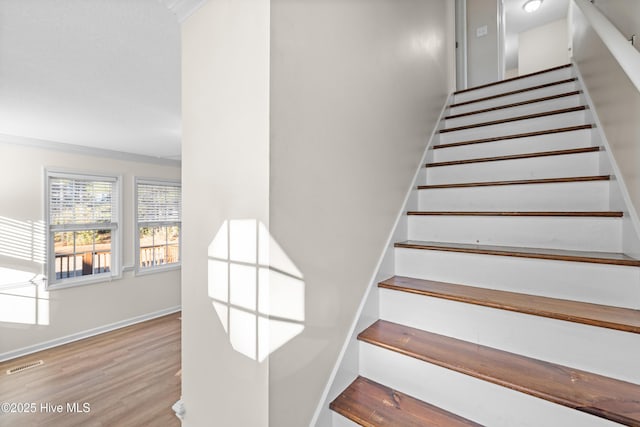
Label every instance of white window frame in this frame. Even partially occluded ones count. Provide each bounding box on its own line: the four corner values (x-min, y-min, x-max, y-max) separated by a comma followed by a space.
45, 170, 122, 290
135, 178, 182, 275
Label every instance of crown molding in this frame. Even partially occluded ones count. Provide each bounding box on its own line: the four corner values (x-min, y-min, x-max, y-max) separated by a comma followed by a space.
0, 133, 181, 167
159, 0, 208, 23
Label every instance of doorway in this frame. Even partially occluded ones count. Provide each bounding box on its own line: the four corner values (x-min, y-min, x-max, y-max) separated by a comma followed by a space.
503, 0, 571, 77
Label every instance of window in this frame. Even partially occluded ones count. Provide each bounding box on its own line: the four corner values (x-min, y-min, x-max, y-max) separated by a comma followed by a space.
136, 179, 181, 272
47, 172, 121, 288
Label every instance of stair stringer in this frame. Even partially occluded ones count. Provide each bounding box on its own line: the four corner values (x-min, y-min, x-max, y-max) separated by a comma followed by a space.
574, 60, 640, 259
309, 95, 452, 427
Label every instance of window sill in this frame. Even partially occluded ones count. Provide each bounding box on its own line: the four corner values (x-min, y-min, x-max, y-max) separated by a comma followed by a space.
46, 273, 122, 291
135, 264, 182, 277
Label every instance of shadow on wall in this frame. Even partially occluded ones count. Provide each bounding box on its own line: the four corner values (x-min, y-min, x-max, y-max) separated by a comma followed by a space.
208, 219, 305, 362
0, 216, 48, 326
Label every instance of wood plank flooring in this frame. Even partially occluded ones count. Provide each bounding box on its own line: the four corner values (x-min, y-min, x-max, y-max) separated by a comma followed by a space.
0, 312, 181, 427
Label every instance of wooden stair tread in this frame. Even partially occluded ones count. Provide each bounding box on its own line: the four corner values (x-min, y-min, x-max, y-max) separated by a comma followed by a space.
417, 175, 610, 190
433, 125, 594, 150
394, 240, 640, 267
330, 376, 482, 427
454, 64, 572, 95
379, 276, 640, 333
425, 146, 600, 168
406, 211, 622, 217
440, 106, 587, 134
445, 91, 582, 120
359, 320, 640, 427
450, 78, 578, 108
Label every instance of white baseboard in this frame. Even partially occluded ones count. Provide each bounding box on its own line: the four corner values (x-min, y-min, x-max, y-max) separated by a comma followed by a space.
0, 306, 181, 362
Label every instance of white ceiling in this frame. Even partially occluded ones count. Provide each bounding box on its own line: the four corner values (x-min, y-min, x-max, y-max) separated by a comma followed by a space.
0, 0, 569, 160
0, 0, 182, 160
505, 0, 570, 70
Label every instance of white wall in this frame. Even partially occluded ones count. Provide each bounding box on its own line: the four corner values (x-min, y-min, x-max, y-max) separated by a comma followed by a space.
181, 0, 270, 426
467, 0, 500, 87
592, 0, 640, 53
571, 2, 640, 256
0, 141, 181, 360
181, 1, 452, 425
519, 19, 570, 75
269, 1, 452, 425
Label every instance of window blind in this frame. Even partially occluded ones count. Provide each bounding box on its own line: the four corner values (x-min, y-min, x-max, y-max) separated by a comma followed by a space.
49, 177, 117, 225
137, 182, 181, 224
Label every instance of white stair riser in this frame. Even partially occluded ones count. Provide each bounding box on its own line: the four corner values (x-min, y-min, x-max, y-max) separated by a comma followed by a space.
418, 181, 610, 211
360, 343, 618, 427
407, 216, 622, 252
453, 67, 574, 104
395, 248, 640, 309
379, 289, 640, 384
439, 111, 588, 144
445, 95, 582, 128
426, 151, 600, 185
450, 81, 580, 116
331, 412, 360, 427
433, 128, 594, 162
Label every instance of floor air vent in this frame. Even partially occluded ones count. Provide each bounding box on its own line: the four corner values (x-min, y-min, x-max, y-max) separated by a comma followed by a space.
6, 360, 44, 375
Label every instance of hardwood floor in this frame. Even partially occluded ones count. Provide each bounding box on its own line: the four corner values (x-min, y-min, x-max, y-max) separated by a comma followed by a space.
0, 312, 181, 427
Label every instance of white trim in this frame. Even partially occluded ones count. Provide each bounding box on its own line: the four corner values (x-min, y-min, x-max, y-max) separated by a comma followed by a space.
136, 264, 182, 277
45, 170, 123, 289
134, 177, 182, 275
571, 61, 640, 258
0, 306, 181, 362
309, 95, 452, 426
46, 272, 118, 291
137, 177, 182, 187
497, 0, 506, 81
0, 133, 181, 167
455, 0, 468, 90
573, 0, 640, 94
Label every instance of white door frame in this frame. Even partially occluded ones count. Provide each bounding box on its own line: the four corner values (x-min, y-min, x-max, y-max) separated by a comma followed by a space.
455, 0, 468, 90
497, 0, 506, 80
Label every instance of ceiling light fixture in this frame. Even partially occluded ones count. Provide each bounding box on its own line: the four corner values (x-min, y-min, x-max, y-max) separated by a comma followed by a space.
523, 0, 543, 13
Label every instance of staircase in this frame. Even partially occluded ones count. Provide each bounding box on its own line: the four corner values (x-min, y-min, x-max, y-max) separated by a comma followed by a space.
329, 64, 640, 426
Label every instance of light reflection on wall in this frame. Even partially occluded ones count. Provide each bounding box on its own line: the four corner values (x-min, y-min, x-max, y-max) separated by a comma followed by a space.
208, 220, 304, 362
0, 216, 46, 264
410, 31, 444, 62
0, 267, 49, 325
0, 215, 48, 325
